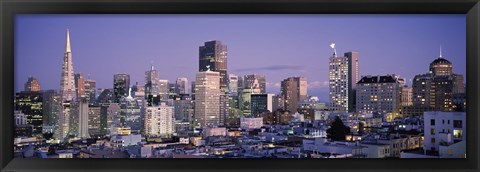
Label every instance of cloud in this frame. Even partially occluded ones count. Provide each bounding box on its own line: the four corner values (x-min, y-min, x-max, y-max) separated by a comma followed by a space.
232, 65, 306, 73
266, 82, 281, 88
308, 80, 329, 89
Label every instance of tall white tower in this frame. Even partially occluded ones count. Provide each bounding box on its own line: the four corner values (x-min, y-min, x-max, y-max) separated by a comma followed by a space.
59, 29, 77, 102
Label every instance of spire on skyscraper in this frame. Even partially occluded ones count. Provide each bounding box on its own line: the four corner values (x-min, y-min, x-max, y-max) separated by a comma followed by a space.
66, 29, 71, 53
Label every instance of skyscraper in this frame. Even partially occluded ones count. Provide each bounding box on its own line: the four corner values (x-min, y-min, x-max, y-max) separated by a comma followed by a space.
228, 74, 239, 95
84, 79, 97, 105
195, 71, 221, 128
244, 74, 266, 93
329, 50, 359, 112
281, 77, 307, 114
113, 74, 130, 103
42, 90, 59, 127
78, 98, 90, 138
15, 91, 43, 134
158, 79, 169, 102
199, 40, 228, 92
59, 29, 77, 102
75, 73, 85, 98
145, 64, 160, 98
412, 51, 465, 113
175, 77, 188, 95
24, 76, 41, 92
251, 93, 274, 116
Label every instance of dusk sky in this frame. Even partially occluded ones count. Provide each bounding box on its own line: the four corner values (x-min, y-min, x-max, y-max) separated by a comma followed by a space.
15, 14, 466, 102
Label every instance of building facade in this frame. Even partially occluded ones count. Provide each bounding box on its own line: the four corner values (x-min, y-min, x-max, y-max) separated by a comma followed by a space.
329, 51, 359, 112
199, 40, 228, 92
194, 71, 221, 128
356, 75, 402, 114
281, 77, 307, 114
24, 76, 41, 92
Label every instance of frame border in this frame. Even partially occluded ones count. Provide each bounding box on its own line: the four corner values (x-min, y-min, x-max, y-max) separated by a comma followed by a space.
1, 0, 479, 172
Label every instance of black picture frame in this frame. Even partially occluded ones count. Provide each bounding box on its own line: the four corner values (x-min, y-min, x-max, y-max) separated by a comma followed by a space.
1, 0, 479, 172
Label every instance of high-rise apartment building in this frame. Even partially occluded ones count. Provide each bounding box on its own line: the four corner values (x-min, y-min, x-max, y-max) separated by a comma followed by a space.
356, 75, 402, 114
329, 51, 359, 112
144, 103, 174, 137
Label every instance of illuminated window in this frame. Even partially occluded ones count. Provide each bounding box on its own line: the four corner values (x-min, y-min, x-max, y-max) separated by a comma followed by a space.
453, 129, 463, 138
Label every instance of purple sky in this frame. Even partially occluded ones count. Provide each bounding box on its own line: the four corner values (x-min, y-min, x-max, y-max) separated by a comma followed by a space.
15, 15, 466, 102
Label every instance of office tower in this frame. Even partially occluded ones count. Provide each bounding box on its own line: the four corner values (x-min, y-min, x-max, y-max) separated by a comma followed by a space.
239, 88, 255, 116
423, 111, 466, 155
132, 82, 145, 98
145, 64, 160, 98
175, 77, 188, 95
244, 74, 266, 93
168, 83, 176, 98
158, 79, 169, 102
42, 90, 60, 127
199, 40, 228, 92
144, 103, 174, 137
88, 106, 101, 137
120, 91, 143, 133
56, 102, 72, 139
24, 76, 40, 92
237, 76, 244, 93
14, 111, 28, 126
401, 86, 413, 106
228, 74, 239, 95
84, 79, 96, 105
356, 75, 402, 114
113, 74, 130, 103
75, 73, 85, 98
250, 93, 274, 116
281, 77, 307, 114
107, 103, 121, 135
15, 91, 43, 134
191, 81, 196, 100
194, 71, 221, 128
272, 94, 284, 111
14, 111, 33, 137
97, 89, 115, 105
59, 29, 77, 102
412, 52, 465, 113
78, 98, 90, 138
173, 94, 194, 122
329, 51, 359, 112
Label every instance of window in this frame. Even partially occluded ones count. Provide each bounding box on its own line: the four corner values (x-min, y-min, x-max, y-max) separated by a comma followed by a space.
448, 149, 453, 155
431, 138, 435, 144
453, 120, 462, 128
430, 119, 435, 126
453, 129, 463, 139
431, 128, 435, 135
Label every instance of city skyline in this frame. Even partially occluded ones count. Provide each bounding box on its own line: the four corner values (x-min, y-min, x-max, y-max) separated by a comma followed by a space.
15, 14, 466, 102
